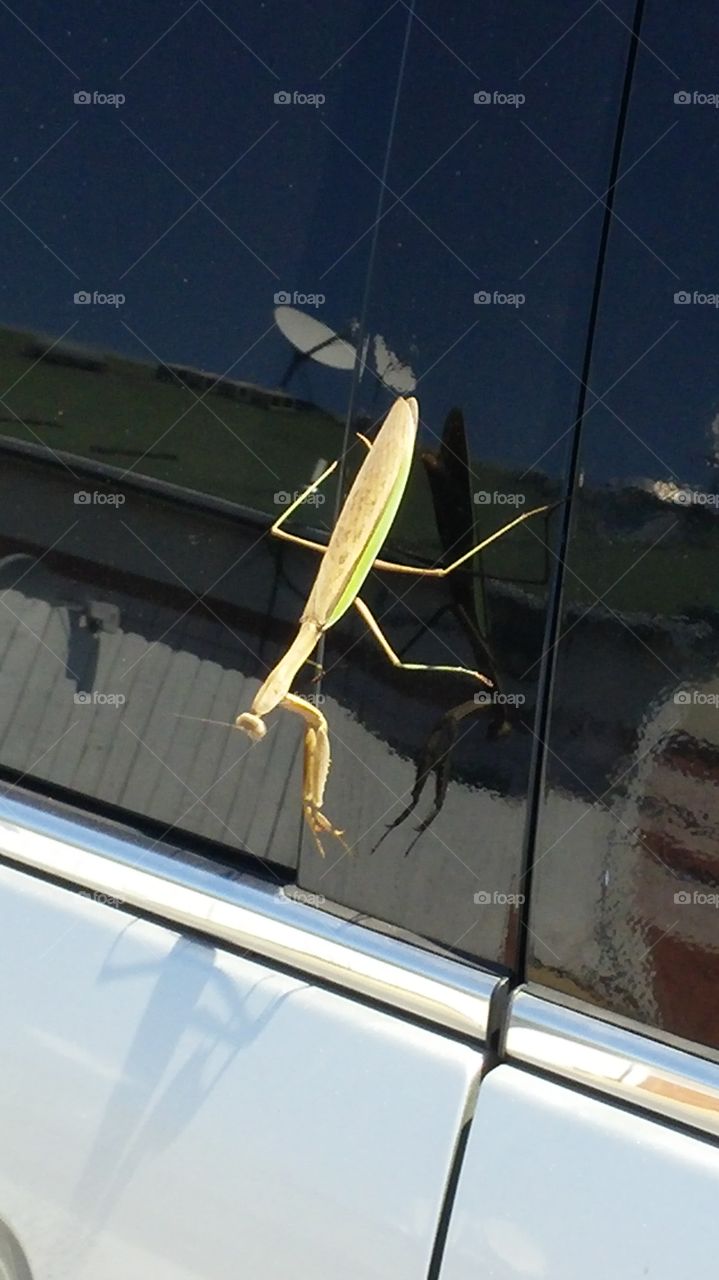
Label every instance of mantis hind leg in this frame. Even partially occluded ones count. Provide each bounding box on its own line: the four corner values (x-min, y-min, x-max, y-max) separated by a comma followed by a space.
281, 692, 349, 857
370, 502, 558, 575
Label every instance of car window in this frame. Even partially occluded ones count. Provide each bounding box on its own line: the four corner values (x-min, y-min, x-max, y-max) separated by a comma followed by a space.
0, 0, 635, 962
527, 0, 719, 1051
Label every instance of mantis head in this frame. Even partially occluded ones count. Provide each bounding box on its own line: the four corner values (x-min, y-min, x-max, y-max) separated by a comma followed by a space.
235, 712, 267, 741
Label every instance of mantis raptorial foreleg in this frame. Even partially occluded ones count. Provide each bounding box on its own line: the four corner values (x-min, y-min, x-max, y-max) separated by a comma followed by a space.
281, 692, 348, 856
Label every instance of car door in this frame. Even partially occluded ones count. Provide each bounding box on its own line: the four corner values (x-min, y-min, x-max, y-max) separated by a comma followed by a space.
0, 793, 495, 1279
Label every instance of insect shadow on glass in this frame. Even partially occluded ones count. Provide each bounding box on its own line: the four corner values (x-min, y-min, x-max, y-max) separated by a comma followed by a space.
371, 405, 557, 855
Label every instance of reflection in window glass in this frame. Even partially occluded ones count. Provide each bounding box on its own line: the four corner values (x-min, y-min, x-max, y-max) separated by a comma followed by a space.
0, 1, 633, 962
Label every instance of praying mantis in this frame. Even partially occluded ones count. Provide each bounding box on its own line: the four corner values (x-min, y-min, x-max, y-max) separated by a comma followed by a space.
235, 395, 554, 855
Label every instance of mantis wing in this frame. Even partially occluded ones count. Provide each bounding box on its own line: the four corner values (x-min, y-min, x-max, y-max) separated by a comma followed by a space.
302, 396, 419, 629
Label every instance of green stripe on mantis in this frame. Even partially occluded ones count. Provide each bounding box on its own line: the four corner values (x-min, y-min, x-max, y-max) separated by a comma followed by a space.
326, 434, 414, 626
301, 397, 419, 630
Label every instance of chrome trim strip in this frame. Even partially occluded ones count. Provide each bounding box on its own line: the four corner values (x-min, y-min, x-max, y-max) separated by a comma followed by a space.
506, 989, 719, 1139
0, 793, 499, 1042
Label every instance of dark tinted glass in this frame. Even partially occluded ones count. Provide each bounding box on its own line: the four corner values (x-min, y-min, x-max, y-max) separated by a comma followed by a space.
0, 2, 632, 960
528, 1, 719, 1050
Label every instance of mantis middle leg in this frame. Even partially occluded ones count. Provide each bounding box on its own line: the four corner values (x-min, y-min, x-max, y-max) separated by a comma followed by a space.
353, 597, 494, 690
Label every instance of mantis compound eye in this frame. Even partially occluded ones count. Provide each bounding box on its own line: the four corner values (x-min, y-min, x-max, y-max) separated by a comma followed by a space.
235, 712, 267, 741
